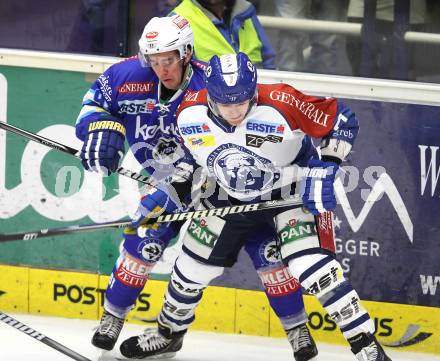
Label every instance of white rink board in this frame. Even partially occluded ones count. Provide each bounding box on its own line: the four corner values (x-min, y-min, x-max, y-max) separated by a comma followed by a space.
0, 313, 439, 361
1, 48, 440, 106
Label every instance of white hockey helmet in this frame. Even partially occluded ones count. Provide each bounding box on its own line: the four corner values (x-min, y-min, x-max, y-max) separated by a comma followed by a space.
138, 15, 194, 67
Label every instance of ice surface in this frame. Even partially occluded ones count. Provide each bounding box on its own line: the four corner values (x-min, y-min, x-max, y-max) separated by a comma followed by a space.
0, 313, 438, 361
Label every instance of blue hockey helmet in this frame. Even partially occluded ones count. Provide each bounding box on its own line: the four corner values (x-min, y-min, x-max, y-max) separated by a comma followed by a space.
206, 52, 257, 105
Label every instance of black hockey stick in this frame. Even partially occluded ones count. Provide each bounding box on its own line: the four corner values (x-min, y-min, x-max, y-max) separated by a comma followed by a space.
0, 219, 131, 242
0, 311, 92, 361
0, 196, 303, 242
0, 121, 153, 185
157, 196, 303, 222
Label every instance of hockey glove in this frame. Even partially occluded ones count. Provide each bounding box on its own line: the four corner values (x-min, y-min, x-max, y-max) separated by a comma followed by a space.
300, 159, 339, 215
80, 120, 126, 176
131, 186, 179, 228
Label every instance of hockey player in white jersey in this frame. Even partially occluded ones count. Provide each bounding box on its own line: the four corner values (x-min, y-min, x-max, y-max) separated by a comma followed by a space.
77, 16, 317, 361
118, 53, 391, 361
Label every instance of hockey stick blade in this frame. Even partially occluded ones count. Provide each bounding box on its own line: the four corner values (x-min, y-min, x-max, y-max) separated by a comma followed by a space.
156, 196, 303, 223
0, 219, 132, 242
0, 311, 92, 361
0, 121, 153, 185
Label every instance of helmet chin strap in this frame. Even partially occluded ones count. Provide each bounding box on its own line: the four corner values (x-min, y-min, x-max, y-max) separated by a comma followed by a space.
159, 58, 193, 103
246, 90, 258, 117
180, 59, 189, 86
179, 59, 193, 90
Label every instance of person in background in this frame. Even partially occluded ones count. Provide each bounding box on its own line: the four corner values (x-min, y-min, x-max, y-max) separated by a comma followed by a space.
347, 0, 427, 80
155, 0, 181, 16
172, 0, 276, 69
274, 0, 352, 75
67, 0, 118, 55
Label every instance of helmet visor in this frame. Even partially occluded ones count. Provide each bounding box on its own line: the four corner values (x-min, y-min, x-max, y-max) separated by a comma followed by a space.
138, 51, 183, 68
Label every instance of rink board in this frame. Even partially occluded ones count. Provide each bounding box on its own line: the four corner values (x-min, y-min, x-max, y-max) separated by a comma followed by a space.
0, 264, 438, 355
1, 64, 439, 311
1, 55, 440, 357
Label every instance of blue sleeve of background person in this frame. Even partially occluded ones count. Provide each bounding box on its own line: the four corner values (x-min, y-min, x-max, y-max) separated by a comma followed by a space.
231, 6, 276, 70
249, 11, 276, 69
325, 101, 360, 147
75, 65, 121, 141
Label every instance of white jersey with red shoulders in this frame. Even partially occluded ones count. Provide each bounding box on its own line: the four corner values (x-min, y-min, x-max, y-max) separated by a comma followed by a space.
177, 83, 358, 201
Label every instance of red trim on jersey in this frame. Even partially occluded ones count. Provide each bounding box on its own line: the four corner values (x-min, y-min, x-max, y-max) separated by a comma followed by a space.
257, 83, 337, 138
316, 211, 336, 253
177, 88, 208, 118
190, 59, 208, 70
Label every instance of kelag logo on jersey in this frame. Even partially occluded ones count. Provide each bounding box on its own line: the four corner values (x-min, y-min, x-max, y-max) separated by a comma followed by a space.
207, 143, 280, 197
180, 122, 211, 135
246, 120, 285, 134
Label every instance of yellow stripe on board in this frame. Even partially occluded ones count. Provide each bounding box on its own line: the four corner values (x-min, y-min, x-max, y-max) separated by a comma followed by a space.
0, 265, 29, 312
0, 264, 438, 355
193, 286, 235, 334
236, 289, 269, 336
28, 268, 99, 319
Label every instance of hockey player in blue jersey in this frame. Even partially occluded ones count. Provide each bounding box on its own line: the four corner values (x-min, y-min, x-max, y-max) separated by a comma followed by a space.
75, 15, 317, 361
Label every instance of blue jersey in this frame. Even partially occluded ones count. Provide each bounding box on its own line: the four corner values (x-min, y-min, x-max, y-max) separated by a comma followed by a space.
75, 57, 207, 181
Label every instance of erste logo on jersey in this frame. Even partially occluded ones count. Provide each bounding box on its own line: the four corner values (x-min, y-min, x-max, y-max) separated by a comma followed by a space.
118, 99, 156, 114
180, 122, 211, 135
207, 143, 280, 197
246, 119, 285, 134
